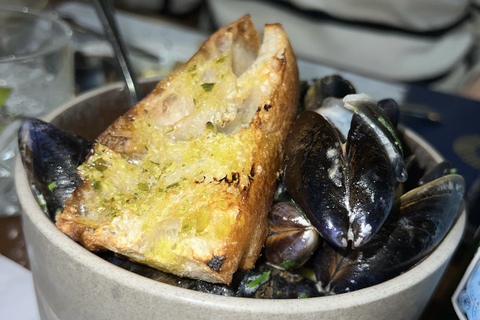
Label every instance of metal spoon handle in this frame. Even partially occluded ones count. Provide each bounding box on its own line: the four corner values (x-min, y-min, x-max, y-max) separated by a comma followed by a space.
93, 0, 141, 106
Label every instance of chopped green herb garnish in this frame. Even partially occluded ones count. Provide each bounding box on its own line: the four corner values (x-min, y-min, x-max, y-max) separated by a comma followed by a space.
281, 260, 296, 270
205, 122, 216, 132
247, 271, 271, 288
201, 83, 215, 92
138, 182, 149, 191
93, 181, 102, 190
298, 293, 309, 299
48, 181, 57, 191
94, 158, 109, 171
378, 115, 402, 149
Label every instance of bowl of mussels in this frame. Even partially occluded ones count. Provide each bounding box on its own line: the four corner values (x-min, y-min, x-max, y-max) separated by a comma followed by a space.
15, 75, 466, 320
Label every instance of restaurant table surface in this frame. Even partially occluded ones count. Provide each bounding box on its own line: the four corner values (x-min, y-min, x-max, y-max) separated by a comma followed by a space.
0, 254, 39, 320
2, 1, 471, 319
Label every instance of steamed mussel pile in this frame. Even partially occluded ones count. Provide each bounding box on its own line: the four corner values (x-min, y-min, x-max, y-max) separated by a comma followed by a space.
18, 75, 465, 299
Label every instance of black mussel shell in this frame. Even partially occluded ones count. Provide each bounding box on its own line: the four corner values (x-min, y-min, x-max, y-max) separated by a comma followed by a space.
418, 161, 454, 186
314, 97, 354, 140
343, 96, 405, 180
18, 118, 92, 220
283, 105, 406, 249
314, 174, 465, 294
265, 201, 320, 270
273, 179, 290, 203
283, 111, 349, 248
377, 98, 400, 129
303, 75, 356, 111
314, 95, 401, 146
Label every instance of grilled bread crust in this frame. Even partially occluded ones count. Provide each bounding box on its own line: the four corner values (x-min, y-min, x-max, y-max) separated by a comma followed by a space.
56, 15, 299, 284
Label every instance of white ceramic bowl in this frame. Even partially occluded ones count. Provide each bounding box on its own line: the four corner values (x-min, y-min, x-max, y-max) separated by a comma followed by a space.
15, 80, 466, 320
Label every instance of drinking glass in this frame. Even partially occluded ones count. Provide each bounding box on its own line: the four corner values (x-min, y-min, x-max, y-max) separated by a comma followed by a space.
0, 6, 74, 216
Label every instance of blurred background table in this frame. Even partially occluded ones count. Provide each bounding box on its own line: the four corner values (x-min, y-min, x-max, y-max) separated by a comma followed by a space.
0, 216, 29, 269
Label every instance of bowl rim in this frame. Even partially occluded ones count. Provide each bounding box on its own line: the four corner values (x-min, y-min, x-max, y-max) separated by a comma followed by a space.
15, 81, 467, 314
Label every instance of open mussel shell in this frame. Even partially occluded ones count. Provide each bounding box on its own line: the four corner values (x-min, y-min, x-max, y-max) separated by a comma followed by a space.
314, 97, 354, 140
343, 95, 405, 180
377, 98, 400, 129
283, 111, 348, 248
265, 201, 320, 270
315, 94, 402, 148
418, 160, 454, 186
314, 173, 465, 294
315, 94, 405, 182
302, 75, 356, 111
17, 118, 92, 220
283, 100, 407, 249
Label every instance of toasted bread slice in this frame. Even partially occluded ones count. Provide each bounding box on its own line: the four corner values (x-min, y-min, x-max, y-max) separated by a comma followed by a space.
56, 15, 299, 284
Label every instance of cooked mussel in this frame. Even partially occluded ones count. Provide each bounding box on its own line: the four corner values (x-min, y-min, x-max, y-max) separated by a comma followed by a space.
314, 173, 465, 294
315, 94, 401, 141
377, 98, 400, 129
283, 95, 407, 249
418, 160, 455, 185
18, 118, 92, 220
265, 201, 320, 270
302, 75, 356, 111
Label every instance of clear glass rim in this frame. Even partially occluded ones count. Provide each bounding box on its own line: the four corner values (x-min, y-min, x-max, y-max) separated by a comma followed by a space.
0, 5, 73, 63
